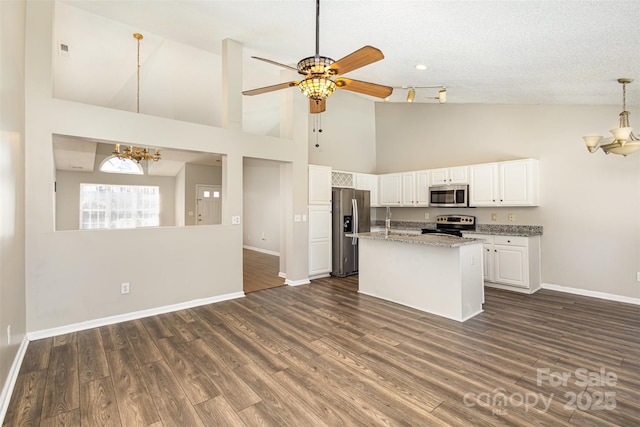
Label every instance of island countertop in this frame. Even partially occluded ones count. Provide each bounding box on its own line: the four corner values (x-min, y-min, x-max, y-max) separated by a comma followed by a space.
348, 232, 484, 248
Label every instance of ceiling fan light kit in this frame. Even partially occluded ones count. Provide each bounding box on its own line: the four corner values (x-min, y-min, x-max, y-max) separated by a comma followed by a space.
242, 0, 392, 114
582, 78, 639, 157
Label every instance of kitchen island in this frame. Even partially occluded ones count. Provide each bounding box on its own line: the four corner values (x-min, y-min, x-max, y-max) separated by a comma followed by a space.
352, 232, 485, 322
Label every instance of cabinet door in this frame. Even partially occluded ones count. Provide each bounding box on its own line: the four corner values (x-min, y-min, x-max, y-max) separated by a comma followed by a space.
494, 244, 528, 288
469, 163, 499, 206
415, 170, 430, 206
308, 205, 332, 277
448, 166, 469, 184
483, 243, 494, 282
355, 173, 379, 207
401, 172, 416, 206
429, 168, 448, 186
308, 165, 332, 205
379, 174, 402, 206
500, 159, 538, 206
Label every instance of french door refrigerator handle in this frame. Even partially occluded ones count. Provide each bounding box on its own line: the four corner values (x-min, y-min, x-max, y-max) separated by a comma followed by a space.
351, 198, 358, 245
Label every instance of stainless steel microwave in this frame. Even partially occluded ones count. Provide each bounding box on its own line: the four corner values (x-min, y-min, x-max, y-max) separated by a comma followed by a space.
429, 185, 469, 207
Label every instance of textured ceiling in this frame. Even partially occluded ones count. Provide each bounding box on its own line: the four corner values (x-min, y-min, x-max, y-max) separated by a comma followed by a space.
61, 0, 640, 106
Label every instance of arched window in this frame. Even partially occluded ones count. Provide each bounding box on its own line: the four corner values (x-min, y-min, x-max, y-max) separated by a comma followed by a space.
99, 155, 143, 175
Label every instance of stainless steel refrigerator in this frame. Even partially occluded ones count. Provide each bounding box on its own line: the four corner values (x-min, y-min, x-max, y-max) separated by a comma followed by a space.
331, 188, 370, 277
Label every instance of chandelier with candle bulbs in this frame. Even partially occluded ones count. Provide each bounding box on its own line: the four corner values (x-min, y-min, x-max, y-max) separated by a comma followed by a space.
113, 32, 161, 163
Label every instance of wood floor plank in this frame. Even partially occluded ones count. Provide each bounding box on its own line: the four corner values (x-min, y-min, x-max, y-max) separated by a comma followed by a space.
80, 377, 121, 426
77, 328, 109, 384
2, 370, 47, 426
18, 337, 52, 374
181, 338, 261, 412
194, 396, 248, 427
41, 343, 79, 419
233, 363, 329, 426
120, 319, 162, 365
139, 360, 205, 427
155, 337, 221, 405
105, 347, 160, 426
40, 409, 80, 427
99, 324, 128, 352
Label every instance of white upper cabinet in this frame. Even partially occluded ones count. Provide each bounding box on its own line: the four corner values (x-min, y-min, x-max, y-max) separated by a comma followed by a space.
415, 170, 430, 206
379, 173, 402, 206
469, 159, 539, 207
429, 166, 469, 185
355, 173, 379, 207
308, 165, 332, 205
500, 159, 539, 206
469, 163, 499, 206
401, 172, 416, 206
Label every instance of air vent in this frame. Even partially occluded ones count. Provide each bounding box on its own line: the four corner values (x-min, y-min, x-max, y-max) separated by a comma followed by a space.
58, 42, 70, 57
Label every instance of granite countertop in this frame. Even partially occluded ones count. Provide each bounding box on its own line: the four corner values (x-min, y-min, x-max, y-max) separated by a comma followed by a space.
348, 232, 484, 248
371, 221, 543, 237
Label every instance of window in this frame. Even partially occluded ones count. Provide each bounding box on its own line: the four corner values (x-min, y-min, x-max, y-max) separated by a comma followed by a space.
99, 156, 144, 175
80, 184, 160, 229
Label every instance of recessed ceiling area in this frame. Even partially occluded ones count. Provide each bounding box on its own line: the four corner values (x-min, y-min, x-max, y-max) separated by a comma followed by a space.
53, 134, 223, 177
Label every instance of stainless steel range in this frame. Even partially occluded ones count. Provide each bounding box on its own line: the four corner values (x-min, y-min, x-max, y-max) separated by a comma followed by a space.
421, 215, 476, 237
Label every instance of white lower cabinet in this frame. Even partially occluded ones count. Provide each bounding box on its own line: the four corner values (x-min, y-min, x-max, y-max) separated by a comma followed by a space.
309, 205, 332, 278
464, 234, 541, 294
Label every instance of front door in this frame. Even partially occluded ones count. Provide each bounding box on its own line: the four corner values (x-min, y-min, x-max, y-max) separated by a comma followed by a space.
196, 184, 221, 225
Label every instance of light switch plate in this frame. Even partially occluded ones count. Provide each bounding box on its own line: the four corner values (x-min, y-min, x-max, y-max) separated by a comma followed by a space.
294, 214, 301, 222
491, 213, 497, 221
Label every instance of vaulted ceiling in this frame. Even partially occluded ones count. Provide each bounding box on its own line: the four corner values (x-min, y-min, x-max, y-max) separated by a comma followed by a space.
58, 0, 640, 108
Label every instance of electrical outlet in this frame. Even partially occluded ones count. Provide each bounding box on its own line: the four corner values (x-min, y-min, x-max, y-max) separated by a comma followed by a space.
491, 213, 497, 221
424, 213, 430, 220
121, 282, 130, 294
508, 213, 515, 221
231, 216, 241, 225
261, 232, 266, 240
637, 272, 640, 282
6, 325, 11, 345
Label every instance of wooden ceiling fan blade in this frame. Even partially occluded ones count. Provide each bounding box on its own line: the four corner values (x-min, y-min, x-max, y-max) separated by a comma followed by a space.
251, 56, 299, 72
330, 46, 384, 75
335, 78, 393, 99
242, 81, 298, 96
310, 98, 326, 114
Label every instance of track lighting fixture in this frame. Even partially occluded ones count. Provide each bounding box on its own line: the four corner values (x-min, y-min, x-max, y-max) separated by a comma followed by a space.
406, 88, 416, 102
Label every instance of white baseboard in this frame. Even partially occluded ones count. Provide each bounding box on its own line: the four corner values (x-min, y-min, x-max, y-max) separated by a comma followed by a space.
0, 336, 29, 423
309, 273, 330, 280
278, 272, 286, 279
542, 283, 640, 305
28, 291, 245, 341
285, 278, 311, 287
243, 245, 280, 257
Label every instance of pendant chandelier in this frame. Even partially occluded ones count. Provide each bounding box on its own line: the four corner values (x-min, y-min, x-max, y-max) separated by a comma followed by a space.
582, 78, 639, 157
112, 32, 161, 163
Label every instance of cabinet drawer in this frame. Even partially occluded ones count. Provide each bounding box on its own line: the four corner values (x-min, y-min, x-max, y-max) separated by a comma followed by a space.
494, 235, 527, 246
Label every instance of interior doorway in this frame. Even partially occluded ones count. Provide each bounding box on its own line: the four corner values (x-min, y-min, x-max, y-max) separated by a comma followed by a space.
242, 158, 285, 293
196, 184, 221, 225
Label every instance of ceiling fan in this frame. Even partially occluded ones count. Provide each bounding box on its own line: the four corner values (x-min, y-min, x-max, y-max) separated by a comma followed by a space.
242, 0, 393, 114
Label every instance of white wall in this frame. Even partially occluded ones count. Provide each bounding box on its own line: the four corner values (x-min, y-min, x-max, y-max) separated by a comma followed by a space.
243, 158, 281, 255
374, 103, 640, 300
0, 0, 27, 407
24, 1, 310, 333
308, 90, 377, 173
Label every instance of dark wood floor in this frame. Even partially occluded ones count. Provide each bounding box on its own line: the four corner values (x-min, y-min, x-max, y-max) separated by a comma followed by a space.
243, 248, 285, 293
4, 263, 639, 426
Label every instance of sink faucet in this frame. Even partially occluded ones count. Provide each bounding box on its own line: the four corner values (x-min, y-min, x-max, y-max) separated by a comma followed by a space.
385, 207, 391, 237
